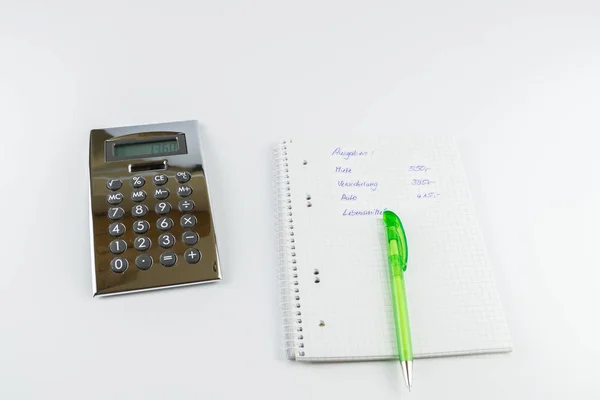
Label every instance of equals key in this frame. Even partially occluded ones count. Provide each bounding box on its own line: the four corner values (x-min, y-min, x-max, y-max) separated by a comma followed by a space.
160, 252, 177, 267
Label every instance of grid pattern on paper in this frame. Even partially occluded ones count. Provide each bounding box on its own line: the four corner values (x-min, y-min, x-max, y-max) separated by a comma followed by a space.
280, 136, 512, 361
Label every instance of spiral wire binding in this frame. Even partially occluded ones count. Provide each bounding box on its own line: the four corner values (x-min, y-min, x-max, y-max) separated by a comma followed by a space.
273, 140, 304, 359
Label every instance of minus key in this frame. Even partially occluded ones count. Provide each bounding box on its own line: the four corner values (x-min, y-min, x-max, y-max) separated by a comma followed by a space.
182, 232, 199, 246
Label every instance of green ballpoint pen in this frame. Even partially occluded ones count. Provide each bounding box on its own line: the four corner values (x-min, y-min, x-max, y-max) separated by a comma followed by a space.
383, 210, 413, 391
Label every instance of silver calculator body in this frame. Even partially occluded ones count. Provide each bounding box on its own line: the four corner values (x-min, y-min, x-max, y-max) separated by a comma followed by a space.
88, 120, 222, 296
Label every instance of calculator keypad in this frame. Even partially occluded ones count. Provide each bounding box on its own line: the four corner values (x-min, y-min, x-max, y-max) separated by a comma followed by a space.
105, 173, 204, 274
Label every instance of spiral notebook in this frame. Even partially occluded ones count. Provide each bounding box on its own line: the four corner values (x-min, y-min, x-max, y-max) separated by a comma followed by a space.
274, 136, 512, 361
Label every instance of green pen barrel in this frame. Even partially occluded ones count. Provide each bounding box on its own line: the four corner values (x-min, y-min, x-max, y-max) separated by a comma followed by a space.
383, 211, 413, 362
390, 269, 413, 361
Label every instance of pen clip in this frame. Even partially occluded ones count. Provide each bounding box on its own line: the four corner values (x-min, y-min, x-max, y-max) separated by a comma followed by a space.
396, 226, 408, 272
383, 210, 408, 271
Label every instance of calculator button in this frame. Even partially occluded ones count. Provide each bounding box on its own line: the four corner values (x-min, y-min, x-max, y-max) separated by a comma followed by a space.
131, 204, 149, 218
156, 217, 174, 231
134, 236, 152, 251
158, 233, 175, 248
106, 179, 122, 191
153, 174, 168, 186
107, 193, 123, 205
133, 220, 150, 234
177, 185, 193, 197
175, 171, 191, 183
109, 239, 127, 254
180, 214, 197, 228
131, 176, 146, 188
155, 202, 172, 215
135, 254, 153, 270
107, 207, 125, 220
108, 222, 126, 237
131, 190, 147, 202
160, 252, 177, 267
110, 257, 128, 273
182, 232, 199, 246
154, 188, 170, 200
184, 248, 202, 264
178, 200, 195, 212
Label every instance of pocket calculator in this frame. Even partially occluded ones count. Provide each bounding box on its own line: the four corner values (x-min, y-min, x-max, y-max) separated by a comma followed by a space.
88, 120, 222, 296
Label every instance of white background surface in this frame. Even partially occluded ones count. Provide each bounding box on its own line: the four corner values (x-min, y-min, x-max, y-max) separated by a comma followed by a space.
1, 1, 599, 399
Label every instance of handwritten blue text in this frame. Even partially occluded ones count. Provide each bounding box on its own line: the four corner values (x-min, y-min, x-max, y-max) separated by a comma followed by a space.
408, 165, 430, 172
411, 179, 434, 185
335, 166, 352, 173
342, 208, 386, 216
338, 180, 379, 191
331, 147, 368, 160
417, 192, 440, 199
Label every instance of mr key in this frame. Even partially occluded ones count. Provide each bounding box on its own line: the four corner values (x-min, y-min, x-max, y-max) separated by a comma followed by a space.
89, 121, 222, 296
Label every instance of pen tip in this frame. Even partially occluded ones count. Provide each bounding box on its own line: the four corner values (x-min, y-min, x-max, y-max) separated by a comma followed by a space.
401, 360, 413, 392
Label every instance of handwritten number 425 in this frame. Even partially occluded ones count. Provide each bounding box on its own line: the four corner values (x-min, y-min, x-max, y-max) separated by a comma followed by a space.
417, 192, 439, 199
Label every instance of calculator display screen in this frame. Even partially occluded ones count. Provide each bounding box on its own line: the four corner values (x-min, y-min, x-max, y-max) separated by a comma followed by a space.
113, 139, 179, 159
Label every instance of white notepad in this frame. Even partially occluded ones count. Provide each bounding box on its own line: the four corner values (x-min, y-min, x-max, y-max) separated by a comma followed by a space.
274, 136, 512, 361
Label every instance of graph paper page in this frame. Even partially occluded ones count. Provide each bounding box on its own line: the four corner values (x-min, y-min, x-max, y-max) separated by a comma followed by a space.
284, 136, 512, 361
